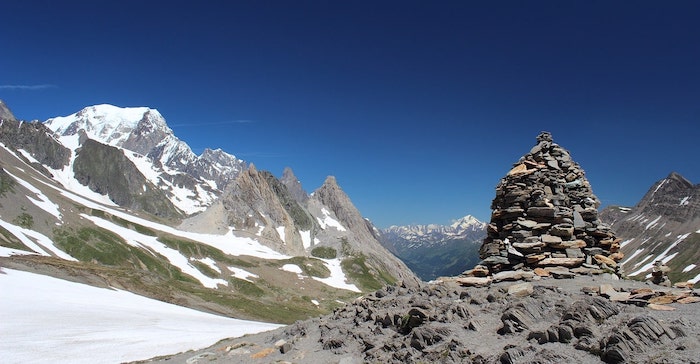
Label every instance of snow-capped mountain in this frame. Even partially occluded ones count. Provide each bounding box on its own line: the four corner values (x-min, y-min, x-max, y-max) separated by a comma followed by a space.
380, 215, 487, 280
0, 99, 416, 343
383, 215, 486, 247
600, 172, 700, 284
45, 104, 247, 214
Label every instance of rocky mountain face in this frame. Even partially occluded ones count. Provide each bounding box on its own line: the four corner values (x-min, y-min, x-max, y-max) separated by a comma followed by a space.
0, 100, 416, 326
477, 132, 623, 277
600, 172, 700, 284
380, 216, 487, 281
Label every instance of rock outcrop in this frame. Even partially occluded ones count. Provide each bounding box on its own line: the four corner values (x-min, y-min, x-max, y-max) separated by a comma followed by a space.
479, 132, 622, 276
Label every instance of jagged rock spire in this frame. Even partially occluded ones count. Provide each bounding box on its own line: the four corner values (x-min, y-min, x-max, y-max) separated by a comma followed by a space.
478, 132, 622, 276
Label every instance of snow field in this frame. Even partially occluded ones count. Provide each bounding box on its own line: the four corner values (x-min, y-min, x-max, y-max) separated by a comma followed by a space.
0, 268, 281, 364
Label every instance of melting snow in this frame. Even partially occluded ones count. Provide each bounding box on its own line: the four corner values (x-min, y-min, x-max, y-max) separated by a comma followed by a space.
317, 208, 347, 231
683, 264, 697, 273
276, 226, 286, 243
653, 179, 667, 193
0, 268, 281, 364
313, 258, 361, 292
4, 170, 62, 220
0, 219, 76, 261
300, 230, 312, 249
690, 273, 700, 284
311, 299, 319, 306
644, 215, 662, 230
82, 214, 227, 288
620, 238, 635, 249
627, 233, 689, 276
190, 257, 221, 274
228, 267, 258, 282
282, 264, 303, 274
680, 196, 691, 206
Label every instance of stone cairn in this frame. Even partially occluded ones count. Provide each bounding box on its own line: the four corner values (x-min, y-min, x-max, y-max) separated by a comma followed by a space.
476, 132, 623, 278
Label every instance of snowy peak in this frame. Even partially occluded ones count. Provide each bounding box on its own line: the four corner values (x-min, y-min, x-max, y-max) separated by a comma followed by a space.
449, 214, 486, 232
46, 104, 170, 149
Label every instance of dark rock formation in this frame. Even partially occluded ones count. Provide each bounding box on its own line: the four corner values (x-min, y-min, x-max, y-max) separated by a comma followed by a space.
479, 132, 622, 275
74, 139, 182, 218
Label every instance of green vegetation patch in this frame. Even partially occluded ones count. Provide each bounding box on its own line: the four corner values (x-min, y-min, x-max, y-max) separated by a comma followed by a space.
52, 226, 195, 283
311, 246, 337, 259
341, 253, 396, 292
0, 169, 16, 197
230, 277, 265, 297
12, 212, 34, 229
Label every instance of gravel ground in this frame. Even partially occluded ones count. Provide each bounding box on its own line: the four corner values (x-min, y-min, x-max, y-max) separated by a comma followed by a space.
137, 275, 700, 364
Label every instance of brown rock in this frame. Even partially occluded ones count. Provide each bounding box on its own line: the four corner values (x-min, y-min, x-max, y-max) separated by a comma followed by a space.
673, 282, 695, 289
541, 234, 563, 245
537, 257, 584, 268
648, 295, 677, 305
526, 254, 547, 264
456, 277, 492, 287
609, 252, 625, 262
648, 303, 676, 311
677, 297, 700, 304
593, 254, 617, 267
533, 267, 549, 277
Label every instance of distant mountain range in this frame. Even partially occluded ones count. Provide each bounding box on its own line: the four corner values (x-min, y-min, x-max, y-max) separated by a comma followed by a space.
0, 100, 417, 325
380, 215, 486, 280
600, 172, 700, 284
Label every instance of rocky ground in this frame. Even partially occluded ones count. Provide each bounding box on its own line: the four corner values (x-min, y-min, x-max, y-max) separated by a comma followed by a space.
138, 275, 699, 364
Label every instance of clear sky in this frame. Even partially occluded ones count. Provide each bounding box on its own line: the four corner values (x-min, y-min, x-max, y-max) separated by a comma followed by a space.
2, 1, 699, 228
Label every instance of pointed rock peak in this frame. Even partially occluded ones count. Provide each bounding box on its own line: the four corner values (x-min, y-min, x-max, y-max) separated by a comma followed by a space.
665, 172, 693, 188
248, 163, 257, 173
536, 131, 553, 143
323, 175, 339, 187
282, 166, 296, 180
450, 215, 484, 229
0, 99, 16, 121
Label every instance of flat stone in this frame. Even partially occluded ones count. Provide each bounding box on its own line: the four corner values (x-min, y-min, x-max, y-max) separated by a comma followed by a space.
537, 257, 584, 268
533, 267, 549, 277
550, 223, 574, 238
648, 295, 677, 305
648, 304, 676, 311
541, 234, 563, 244
512, 241, 546, 250
492, 270, 535, 282
677, 297, 700, 304
572, 211, 586, 228
550, 240, 587, 249
565, 248, 584, 258
527, 207, 556, 218
464, 265, 490, 277
516, 219, 538, 228
508, 282, 534, 297
526, 254, 546, 264
456, 277, 492, 287
599, 284, 617, 297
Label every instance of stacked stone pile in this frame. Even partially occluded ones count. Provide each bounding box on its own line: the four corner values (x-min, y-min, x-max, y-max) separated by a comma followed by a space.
478, 131, 623, 276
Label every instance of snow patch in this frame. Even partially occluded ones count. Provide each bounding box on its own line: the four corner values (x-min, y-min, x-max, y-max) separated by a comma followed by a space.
680, 196, 691, 206
228, 267, 258, 282
282, 264, 303, 274
0, 268, 281, 364
313, 258, 361, 293
82, 214, 227, 288
644, 215, 662, 230
0, 219, 76, 261
5, 170, 61, 220
317, 208, 347, 231
190, 257, 221, 274
300, 230, 312, 249
683, 264, 697, 273
311, 299, 319, 306
276, 226, 286, 243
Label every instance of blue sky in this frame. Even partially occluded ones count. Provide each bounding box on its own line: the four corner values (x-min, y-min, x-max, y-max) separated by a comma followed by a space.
2, 1, 699, 228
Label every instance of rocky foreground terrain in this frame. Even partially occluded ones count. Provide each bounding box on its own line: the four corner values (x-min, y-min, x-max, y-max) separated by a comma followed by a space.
140, 275, 699, 364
